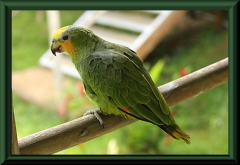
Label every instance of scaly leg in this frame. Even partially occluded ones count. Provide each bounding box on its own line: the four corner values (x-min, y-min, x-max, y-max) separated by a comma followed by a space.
83, 108, 104, 128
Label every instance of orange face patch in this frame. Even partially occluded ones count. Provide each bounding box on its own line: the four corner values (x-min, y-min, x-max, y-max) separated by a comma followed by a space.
61, 40, 76, 56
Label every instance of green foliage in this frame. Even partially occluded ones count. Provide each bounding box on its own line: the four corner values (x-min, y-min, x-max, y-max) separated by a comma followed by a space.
160, 25, 228, 85
12, 11, 228, 154
149, 59, 165, 83
12, 11, 48, 71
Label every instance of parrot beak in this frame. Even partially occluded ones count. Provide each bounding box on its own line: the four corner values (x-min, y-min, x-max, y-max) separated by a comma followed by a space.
51, 39, 61, 56
51, 45, 57, 56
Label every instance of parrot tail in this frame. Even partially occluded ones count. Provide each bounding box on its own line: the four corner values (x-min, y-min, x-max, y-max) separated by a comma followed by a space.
159, 124, 190, 144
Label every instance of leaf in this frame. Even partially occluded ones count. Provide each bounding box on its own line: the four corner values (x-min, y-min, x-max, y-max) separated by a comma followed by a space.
149, 59, 165, 83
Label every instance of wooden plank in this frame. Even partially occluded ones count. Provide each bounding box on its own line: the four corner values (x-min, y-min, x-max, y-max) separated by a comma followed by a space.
73, 10, 107, 28
95, 11, 155, 33
18, 58, 228, 155
89, 25, 137, 46
133, 10, 188, 60
96, 17, 146, 33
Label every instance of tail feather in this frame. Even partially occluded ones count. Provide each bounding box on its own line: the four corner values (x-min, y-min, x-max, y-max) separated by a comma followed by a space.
159, 124, 190, 144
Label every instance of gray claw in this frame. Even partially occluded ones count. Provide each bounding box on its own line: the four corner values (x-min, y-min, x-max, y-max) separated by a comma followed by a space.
84, 109, 104, 128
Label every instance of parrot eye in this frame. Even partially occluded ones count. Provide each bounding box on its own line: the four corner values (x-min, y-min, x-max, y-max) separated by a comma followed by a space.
62, 35, 69, 41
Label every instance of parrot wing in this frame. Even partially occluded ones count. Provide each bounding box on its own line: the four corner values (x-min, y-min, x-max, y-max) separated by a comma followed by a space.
80, 43, 175, 126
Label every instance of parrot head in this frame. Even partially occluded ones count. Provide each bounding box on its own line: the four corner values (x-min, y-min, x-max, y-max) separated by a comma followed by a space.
51, 25, 97, 57
51, 25, 74, 56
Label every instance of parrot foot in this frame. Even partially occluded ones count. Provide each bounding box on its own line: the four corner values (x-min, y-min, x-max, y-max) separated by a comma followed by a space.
83, 109, 104, 128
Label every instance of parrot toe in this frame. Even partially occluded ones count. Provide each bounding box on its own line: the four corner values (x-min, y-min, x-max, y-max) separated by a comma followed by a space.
83, 109, 104, 128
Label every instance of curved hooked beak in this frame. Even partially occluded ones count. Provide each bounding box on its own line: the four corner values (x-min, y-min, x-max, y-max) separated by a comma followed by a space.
51, 39, 62, 56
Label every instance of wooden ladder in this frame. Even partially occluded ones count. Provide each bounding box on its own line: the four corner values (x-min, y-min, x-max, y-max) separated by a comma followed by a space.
39, 10, 187, 79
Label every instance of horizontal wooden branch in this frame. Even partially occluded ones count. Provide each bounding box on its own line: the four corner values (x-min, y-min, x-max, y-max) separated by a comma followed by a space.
18, 58, 228, 155
159, 58, 228, 106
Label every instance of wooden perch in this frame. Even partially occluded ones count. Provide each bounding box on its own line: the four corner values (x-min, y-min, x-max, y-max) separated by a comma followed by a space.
18, 58, 228, 155
12, 107, 20, 154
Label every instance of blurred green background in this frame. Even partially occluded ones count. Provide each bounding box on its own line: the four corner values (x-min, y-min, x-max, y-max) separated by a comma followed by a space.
12, 10, 228, 154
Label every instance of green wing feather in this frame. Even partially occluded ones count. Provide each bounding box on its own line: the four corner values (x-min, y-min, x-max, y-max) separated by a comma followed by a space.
80, 42, 175, 126
78, 39, 190, 144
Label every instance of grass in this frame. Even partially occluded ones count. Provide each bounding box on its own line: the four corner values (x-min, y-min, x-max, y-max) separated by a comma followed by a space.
12, 10, 228, 155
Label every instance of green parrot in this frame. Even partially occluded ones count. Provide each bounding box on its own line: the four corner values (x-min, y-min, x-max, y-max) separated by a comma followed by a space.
51, 25, 190, 144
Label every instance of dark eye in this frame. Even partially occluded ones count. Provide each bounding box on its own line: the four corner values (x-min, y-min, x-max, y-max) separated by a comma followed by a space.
63, 35, 69, 40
